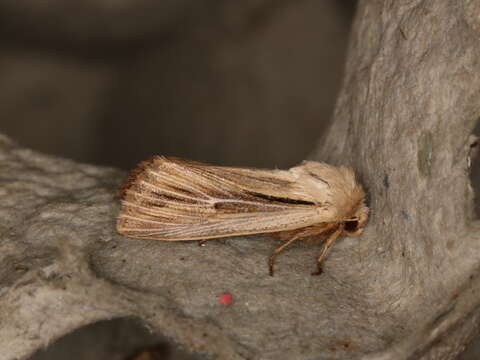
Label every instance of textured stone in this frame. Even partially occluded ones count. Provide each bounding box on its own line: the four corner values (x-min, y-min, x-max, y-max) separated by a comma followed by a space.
313, 0, 480, 358
1, 133, 383, 359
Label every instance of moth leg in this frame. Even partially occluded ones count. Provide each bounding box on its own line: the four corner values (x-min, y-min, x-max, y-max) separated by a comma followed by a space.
268, 235, 301, 276
311, 227, 343, 276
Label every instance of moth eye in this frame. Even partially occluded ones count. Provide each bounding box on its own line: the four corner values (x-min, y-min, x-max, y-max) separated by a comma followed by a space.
344, 219, 359, 232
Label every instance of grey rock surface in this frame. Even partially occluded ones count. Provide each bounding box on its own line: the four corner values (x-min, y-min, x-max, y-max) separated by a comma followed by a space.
313, 0, 480, 358
1, 134, 383, 359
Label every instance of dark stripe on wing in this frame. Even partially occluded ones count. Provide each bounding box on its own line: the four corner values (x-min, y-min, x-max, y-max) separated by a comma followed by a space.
246, 191, 315, 206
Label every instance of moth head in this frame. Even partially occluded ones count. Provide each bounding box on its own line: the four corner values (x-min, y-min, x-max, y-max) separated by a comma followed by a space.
342, 203, 369, 237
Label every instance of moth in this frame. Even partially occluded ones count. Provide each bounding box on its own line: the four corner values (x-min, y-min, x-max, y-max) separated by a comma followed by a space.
116, 156, 368, 276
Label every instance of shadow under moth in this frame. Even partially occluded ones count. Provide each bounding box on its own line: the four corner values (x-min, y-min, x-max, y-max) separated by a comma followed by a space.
116, 156, 368, 276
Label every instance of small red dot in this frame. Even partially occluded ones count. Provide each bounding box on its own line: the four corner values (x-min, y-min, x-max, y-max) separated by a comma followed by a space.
218, 292, 233, 306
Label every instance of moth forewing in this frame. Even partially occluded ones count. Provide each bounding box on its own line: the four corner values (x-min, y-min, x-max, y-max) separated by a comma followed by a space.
116, 156, 368, 275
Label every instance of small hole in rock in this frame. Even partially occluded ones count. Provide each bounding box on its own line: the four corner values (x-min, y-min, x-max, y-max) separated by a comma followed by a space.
469, 125, 480, 218
28, 317, 203, 360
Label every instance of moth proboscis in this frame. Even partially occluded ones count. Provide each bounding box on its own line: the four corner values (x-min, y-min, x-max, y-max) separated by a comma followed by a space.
116, 156, 369, 276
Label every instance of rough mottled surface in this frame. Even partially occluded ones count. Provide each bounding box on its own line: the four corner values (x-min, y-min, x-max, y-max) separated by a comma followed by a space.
314, 0, 480, 359
0, 134, 386, 360
4, 1, 480, 360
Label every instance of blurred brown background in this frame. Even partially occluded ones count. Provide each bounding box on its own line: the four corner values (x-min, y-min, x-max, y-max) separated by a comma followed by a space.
4, 1, 480, 359
3, 2, 355, 359
1, 0, 354, 171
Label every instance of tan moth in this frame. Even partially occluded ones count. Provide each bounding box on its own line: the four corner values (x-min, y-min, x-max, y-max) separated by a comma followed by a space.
116, 156, 368, 276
